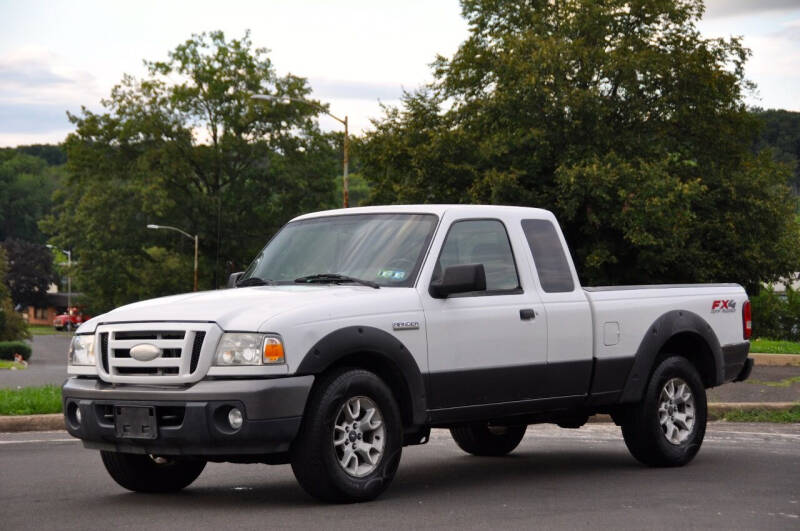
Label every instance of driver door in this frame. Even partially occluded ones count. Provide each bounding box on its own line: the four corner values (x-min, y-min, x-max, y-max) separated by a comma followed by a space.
421, 218, 548, 411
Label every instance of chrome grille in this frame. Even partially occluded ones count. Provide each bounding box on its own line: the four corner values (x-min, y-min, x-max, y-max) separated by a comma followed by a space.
95, 322, 220, 384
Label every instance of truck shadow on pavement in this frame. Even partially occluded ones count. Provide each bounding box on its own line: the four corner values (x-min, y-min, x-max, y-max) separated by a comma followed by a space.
96, 447, 719, 507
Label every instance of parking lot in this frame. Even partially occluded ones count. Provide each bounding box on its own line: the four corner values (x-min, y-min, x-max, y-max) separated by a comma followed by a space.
1, 422, 798, 530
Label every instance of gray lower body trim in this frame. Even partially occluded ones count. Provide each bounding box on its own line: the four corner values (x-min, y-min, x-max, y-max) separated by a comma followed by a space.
590, 356, 634, 396
721, 342, 751, 382
62, 375, 314, 420
426, 360, 593, 410
61, 376, 314, 457
428, 395, 586, 425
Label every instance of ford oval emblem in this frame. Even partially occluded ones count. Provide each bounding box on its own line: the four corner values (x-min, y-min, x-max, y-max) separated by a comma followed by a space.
130, 343, 162, 362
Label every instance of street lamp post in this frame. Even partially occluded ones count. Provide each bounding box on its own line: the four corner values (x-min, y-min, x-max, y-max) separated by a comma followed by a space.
251, 94, 350, 208
46, 245, 71, 311
147, 224, 199, 291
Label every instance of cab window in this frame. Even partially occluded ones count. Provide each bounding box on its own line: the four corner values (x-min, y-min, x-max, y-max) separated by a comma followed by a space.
521, 219, 575, 292
433, 219, 520, 293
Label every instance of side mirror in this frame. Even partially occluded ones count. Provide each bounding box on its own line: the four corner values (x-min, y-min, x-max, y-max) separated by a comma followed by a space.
227, 271, 244, 288
430, 264, 486, 299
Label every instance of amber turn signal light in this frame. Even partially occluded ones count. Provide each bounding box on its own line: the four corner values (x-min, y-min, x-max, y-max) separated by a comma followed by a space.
263, 336, 285, 364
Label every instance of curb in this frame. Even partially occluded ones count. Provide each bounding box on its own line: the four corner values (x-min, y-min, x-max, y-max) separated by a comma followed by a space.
750, 353, 800, 367
0, 413, 64, 433
2, 403, 797, 432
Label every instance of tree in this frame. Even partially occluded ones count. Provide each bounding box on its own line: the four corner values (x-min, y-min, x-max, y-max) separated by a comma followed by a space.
0, 150, 63, 243
752, 109, 800, 193
1, 239, 56, 308
0, 247, 30, 341
358, 0, 800, 291
42, 31, 339, 312
14, 144, 67, 166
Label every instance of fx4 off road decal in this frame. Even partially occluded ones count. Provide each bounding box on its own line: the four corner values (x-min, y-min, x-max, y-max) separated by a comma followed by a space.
711, 300, 737, 313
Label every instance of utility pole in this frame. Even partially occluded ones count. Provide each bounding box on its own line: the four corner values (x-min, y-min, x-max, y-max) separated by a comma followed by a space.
146, 224, 199, 291
251, 93, 350, 207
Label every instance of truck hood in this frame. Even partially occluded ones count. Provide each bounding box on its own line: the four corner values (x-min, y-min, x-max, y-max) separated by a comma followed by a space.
79, 285, 417, 333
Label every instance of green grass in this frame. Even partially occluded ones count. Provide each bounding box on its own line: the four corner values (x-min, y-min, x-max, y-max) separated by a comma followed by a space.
0, 360, 27, 370
0, 385, 62, 415
28, 325, 68, 336
750, 338, 800, 354
720, 405, 800, 423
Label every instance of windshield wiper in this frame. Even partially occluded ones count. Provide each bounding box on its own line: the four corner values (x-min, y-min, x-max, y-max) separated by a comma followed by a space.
236, 276, 276, 287
294, 273, 380, 289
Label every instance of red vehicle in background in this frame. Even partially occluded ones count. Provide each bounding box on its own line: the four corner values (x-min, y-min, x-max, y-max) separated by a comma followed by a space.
53, 307, 90, 331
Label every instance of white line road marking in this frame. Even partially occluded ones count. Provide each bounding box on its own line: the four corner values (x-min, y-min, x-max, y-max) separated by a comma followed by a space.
707, 430, 800, 439
0, 438, 76, 444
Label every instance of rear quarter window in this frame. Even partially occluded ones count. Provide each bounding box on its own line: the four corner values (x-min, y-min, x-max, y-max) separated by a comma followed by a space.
521, 219, 575, 293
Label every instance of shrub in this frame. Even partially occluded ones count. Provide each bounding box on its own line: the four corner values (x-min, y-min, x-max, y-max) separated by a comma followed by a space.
750, 286, 800, 341
0, 341, 32, 361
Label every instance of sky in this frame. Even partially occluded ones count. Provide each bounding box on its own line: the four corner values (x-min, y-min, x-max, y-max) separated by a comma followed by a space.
0, 0, 798, 147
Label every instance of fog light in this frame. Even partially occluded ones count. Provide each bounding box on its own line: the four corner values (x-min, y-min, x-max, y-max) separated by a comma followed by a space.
75, 407, 82, 425
228, 408, 243, 430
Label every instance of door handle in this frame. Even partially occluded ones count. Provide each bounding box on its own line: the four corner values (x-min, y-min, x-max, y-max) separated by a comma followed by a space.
519, 309, 536, 320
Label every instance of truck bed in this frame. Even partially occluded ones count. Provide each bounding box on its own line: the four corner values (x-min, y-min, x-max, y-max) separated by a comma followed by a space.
584, 283, 748, 369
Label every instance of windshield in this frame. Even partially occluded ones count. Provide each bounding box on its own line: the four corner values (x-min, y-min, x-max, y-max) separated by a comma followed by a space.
240, 213, 439, 287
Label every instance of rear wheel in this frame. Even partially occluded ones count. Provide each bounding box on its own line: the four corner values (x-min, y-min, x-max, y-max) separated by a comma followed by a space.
290, 368, 403, 503
621, 356, 707, 467
450, 423, 526, 456
100, 452, 206, 492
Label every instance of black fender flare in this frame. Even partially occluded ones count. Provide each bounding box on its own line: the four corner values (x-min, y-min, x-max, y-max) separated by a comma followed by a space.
619, 310, 723, 403
296, 326, 427, 426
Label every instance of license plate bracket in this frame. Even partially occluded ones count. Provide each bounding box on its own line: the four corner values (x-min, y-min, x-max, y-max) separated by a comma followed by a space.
114, 406, 157, 439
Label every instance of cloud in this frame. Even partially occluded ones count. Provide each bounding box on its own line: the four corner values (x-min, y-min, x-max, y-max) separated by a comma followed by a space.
0, 49, 100, 144
0, 102, 74, 134
704, 0, 800, 19
0, 49, 99, 105
769, 18, 800, 42
0, 63, 72, 87
309, 78, 405, 101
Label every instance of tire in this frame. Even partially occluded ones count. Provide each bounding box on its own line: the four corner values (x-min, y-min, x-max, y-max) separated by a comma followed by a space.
290, 368, 403, 503
621, 356, 707, 467
450, 423, 526, 456
100, 451, 206, 493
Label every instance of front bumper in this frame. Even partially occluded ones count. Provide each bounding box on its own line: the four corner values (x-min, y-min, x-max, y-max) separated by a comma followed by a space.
61, 376, 314, 456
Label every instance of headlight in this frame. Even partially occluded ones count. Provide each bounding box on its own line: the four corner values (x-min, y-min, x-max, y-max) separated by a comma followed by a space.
213, 333, 285, 366
69, 334, 96, 366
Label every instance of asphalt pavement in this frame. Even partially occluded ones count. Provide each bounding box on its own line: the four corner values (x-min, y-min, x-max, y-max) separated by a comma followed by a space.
708, 365, 800, 403
0, 333, 70, 389
0, 423, 797, 530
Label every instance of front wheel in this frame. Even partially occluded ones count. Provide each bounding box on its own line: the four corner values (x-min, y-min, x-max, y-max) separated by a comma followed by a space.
290, 369, 403, 503
621, 356, 707, 467
450, 423, 526, 456
100, 452, 206, 492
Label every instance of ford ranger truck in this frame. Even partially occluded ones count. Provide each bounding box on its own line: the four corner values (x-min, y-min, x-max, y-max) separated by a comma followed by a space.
62, 205, 752, 502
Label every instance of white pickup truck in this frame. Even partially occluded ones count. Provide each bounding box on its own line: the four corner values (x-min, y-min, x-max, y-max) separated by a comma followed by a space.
62, 205, 752, 502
